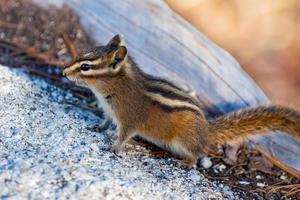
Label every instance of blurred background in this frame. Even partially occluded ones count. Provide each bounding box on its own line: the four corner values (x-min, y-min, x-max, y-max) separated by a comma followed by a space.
166, 0, 300, 111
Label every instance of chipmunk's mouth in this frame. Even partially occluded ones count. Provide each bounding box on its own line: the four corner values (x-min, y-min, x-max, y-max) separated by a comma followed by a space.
65, 74, 88, 88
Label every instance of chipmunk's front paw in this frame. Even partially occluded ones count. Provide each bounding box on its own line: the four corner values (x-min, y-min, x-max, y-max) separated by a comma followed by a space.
182, 158, 197, 169
111, 142, 123, 154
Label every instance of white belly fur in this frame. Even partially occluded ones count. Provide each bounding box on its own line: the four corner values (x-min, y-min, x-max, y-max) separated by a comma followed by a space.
140, 133, 190, 158
91, 87, 118, 124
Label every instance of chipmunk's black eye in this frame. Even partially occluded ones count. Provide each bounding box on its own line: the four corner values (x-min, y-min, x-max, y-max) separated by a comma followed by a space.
80, 63, 91, 71
111, 61, 118, 70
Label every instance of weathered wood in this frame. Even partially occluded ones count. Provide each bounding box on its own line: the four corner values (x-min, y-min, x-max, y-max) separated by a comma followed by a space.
36, 0, 300, 174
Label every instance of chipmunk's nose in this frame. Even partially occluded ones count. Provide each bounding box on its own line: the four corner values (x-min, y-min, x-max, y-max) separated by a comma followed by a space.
62, 68, 68, 76
63, 63, 76, 76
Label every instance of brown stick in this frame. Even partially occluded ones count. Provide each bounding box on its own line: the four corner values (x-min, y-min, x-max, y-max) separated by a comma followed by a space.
22, 59, 68, 67
266, 184, 300, 198
62, 33, 78, 58
0, 20, 18, 29
25, 67, 62, 81
24, 46, 51, 60
254, 143, 300, 179
0, 39, 67, 67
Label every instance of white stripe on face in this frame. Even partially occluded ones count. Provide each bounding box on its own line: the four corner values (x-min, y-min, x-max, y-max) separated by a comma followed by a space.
81, 68, 111, 76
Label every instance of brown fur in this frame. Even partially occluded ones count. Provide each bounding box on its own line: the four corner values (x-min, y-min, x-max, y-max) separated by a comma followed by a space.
63, 35, 300, 166
209, 106, 300, 145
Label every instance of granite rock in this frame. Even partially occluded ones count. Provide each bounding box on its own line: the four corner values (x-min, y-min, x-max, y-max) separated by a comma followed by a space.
0, 66, 238, 199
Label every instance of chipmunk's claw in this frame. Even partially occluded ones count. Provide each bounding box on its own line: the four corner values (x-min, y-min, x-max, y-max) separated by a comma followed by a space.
111, 143, 122, 155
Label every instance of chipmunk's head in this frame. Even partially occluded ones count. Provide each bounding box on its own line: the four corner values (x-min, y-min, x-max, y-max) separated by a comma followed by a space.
63, 34, 129, 87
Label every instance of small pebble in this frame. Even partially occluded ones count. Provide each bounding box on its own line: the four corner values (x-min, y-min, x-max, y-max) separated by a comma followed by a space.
90, 143, 99, 152
239, 181, 250, 185
190, 174, 201, 182
217, 164, 226, 172
256, 175, 262, 179
201, 157, 212, 169
257, 182, 266, 187
280, 175, 287, 180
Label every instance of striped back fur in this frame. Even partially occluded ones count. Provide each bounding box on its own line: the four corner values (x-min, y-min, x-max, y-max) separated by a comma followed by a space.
135, 67, 205, 117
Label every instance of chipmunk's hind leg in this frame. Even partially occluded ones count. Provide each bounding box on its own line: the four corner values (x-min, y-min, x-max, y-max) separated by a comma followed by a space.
182, 157, 198, 167
169, 140, 198, 167
171, 128, 209, 167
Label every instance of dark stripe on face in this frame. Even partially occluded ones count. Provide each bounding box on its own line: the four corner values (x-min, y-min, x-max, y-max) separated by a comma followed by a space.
67, 61, 107, 74
68, 58, 98, 68
145, 86, 200, 107
79, 73, 112, 78
150, 99, 201, 114
91, 63, 107, 70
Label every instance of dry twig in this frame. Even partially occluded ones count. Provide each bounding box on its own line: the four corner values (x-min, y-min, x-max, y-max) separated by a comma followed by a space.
62, 33, 78, 58
254, 142, 300, 179
0, 39, 67, 67
0, 20, 17, 29
266, 184, 300, 198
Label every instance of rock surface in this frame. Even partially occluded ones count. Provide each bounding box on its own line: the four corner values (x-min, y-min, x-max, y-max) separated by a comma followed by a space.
0, 66, 238, 199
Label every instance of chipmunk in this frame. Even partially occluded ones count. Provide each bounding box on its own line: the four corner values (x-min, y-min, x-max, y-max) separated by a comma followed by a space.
63, 34, 300, 166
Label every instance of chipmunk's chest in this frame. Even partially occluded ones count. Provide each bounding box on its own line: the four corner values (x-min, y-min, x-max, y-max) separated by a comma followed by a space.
91, 87, 118, 123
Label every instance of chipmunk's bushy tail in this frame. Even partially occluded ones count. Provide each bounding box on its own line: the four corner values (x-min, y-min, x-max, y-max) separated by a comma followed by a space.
208, 106, 300, 146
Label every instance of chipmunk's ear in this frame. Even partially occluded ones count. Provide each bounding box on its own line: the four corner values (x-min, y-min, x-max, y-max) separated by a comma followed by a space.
114, 46, 127, 62
109, 46, 128, 70
107, 34, 125, 47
